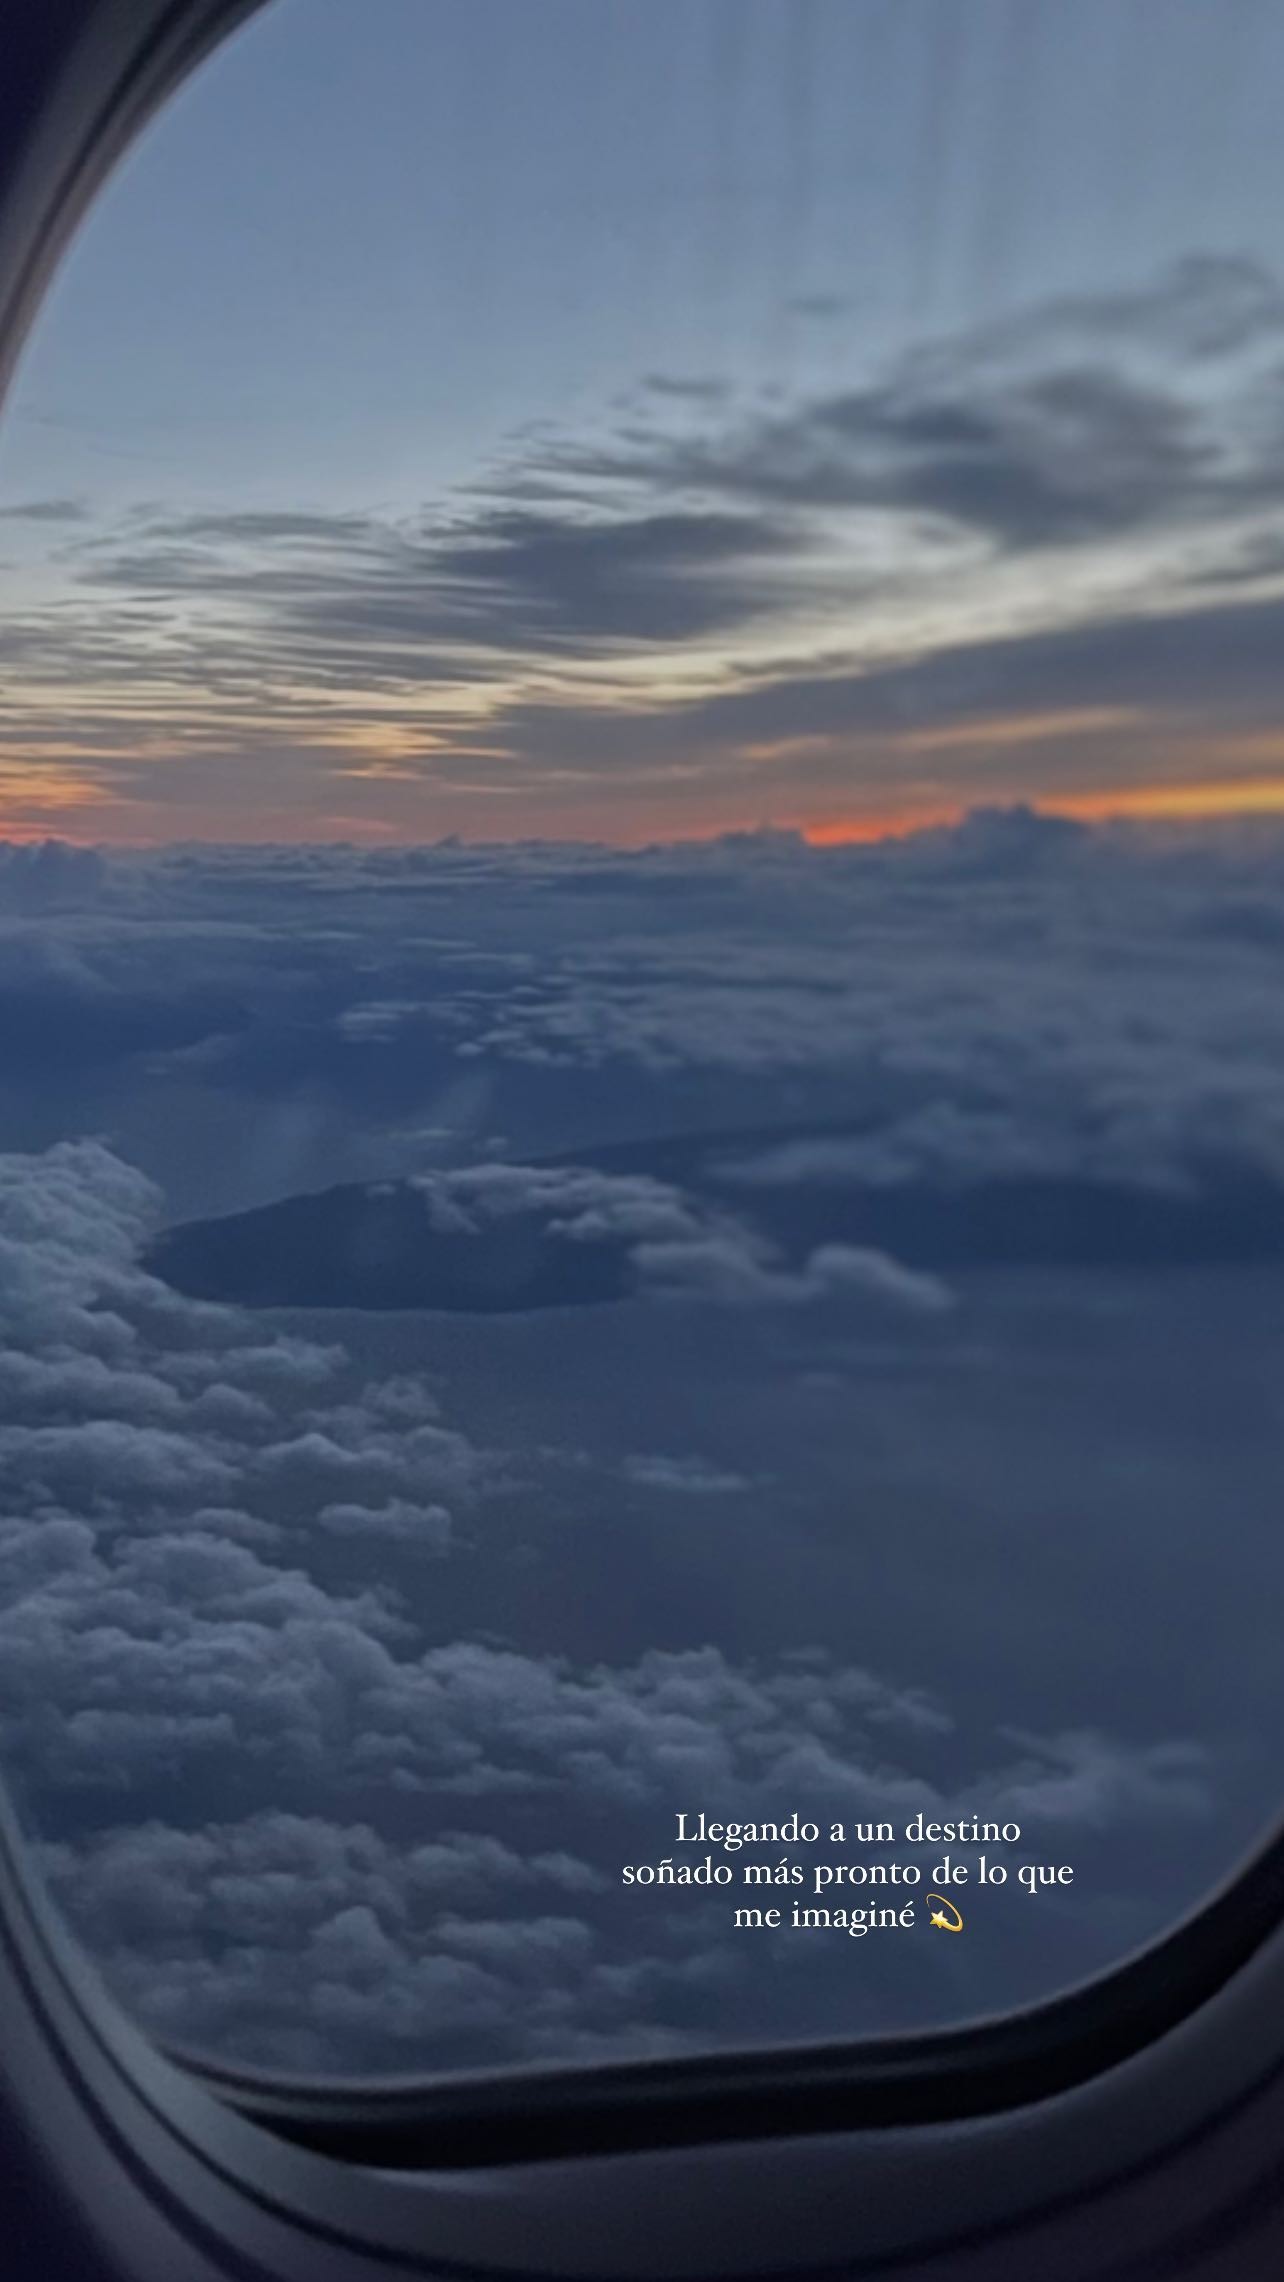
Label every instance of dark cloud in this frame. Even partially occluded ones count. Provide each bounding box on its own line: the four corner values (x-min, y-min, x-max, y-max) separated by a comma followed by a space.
639, 374, 731, 402
409, 505, 805, 647
0, 496, 88, 523
5, 252, 1284, 833
484, 583, 1284, 797
553, 253, 1284, 552
73, 503, 809, 656
974, 252, 1284, 366
571, 364, 1213, 550
145, 510, 380, 547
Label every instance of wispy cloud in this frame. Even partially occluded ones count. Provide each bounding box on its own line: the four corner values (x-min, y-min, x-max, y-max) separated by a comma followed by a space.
5, 254, 1284, 840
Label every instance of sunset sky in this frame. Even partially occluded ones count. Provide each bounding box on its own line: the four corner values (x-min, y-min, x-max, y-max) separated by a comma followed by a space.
10, 0, 1284, 2081
2, 0, 1284, 845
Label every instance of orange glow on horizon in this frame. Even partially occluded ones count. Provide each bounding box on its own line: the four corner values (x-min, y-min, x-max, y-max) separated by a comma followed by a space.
802, 806, 960, 847
802, 774, 1284, 845
12, 773, 1284, 852
1052, 776, 1284, 822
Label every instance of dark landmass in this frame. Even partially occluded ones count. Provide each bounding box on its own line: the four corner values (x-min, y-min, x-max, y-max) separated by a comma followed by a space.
145, 1121, 1284, 1312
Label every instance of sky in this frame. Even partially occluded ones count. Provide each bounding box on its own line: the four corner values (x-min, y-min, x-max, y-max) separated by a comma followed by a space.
2, 0, 1284, 842
6, 1, 1284, 2080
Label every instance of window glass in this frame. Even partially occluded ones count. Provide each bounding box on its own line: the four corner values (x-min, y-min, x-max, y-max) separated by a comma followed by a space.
2, 0, 1283, 2078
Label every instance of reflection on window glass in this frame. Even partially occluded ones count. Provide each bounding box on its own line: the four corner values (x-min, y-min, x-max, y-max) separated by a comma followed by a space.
1, 0, 1283, 2078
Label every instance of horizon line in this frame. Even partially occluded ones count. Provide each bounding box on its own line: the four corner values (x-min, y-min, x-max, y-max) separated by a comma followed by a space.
7, 781, 1284, 855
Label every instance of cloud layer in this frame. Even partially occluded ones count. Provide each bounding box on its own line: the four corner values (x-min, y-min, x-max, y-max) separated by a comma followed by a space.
0, 1128, 1219, 2072
0, 816, 1278, 2071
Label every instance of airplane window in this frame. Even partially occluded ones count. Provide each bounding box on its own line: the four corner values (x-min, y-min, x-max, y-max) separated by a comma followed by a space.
1, 0, 1283, 2089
